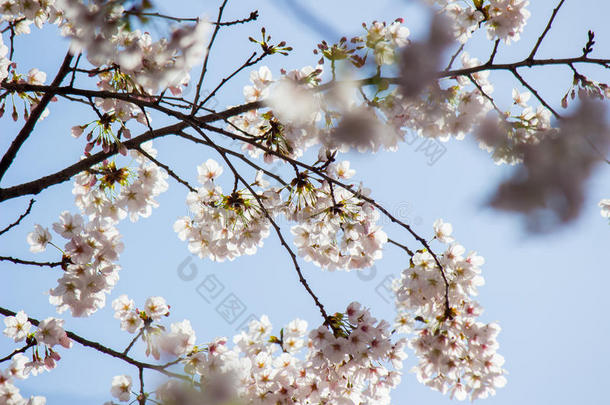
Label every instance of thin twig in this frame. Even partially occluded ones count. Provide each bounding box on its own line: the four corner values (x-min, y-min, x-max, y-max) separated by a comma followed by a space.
445, 43, 465, 71
486, 39, 500, 65
0, 307, 189, 381
527, 0, 566, 61
388, 238, 414, 256
0, 198, 34, 236
191, 0, 229, 114
136, 146, 196, 192
177, 131, 287, 186
0, 256, 62, 267
188, 125, 334, 329
0, 51, 74, 182
467, 74, 504, 116
511, 67, 562, 119
122, 328, 145, 356
0, 342, 34, 363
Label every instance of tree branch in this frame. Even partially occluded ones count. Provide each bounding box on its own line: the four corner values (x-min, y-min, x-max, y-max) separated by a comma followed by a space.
0, 307, 189, 381
527, 0, 566, 61
0, 342, 34, 363
0, 51, 73, 183
191, 0, 229, 114
0, 198, 34, 236
0, 256, 62, 268
188, 125, 334, 329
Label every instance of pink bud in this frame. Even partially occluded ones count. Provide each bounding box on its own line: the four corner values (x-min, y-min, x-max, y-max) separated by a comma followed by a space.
71, 126, 84, 138
59, 334, 72, 349
49, 349, 61, 361
44, 356, 56, 369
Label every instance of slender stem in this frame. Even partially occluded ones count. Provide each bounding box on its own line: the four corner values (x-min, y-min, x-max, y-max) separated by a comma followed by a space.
0, 256, 62, 267
188, 125, 334, 329
388, 238, 414, 256
0, 198, 34, 236
191, 0, 229, 114
0, 51, 73, 182
0, 342, 34, 363
527, 0, 566, 61
511, 67, 562, 119
0, 307, 189, 381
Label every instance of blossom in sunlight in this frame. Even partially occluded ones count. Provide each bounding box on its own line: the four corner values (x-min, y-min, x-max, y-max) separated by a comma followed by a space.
110, 375, 132, 402
26, 225, 52, 253
3, 311, 32, 343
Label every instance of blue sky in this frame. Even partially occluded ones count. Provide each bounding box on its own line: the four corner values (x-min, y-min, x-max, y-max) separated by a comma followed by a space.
1, 0, 610, 404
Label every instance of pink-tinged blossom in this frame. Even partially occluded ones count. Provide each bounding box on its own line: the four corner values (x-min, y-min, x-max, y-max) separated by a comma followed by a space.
3, 311, 32, 343
144, 296, 169, 320
110, 375, 132, 402
26, 225, 52, 253
35, 318, 71, 348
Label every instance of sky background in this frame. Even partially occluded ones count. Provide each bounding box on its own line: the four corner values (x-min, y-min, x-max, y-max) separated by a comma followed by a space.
1, 0, 610, 404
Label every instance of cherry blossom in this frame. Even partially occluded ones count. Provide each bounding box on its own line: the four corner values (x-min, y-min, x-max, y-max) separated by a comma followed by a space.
26, 225, 51, 253
3, 1, 610, 404
2, 311, 31, 343
110, 375, 132, 402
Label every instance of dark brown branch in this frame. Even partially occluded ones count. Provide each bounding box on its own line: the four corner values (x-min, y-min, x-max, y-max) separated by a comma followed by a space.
0, 307, 189, 381
191, 0, 229, 114
0, 122, 185, 203
486, 39, 500, 65
0, 51, 74, 183
199, 123, 454, 318
0, 198, 34, 236
135, 146, 197, 192
188, 125, 334, 329
125, 10, 257, 26
137, 366, 146, 405
123, 328, 145, 356
527, 0, 566, 61
387, 238, 414, 256
0, 342, 34, 363
467, 74, 504, 116
177, 131, 287, 186
445, 43, 465, 71
511, 67, 562, 119
196, 51, 267, 113
0, 256, 62, 267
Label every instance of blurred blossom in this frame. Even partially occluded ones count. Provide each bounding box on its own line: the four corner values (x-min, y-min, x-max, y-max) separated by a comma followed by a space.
489, 99, 610, 231
266, 78, 319, 126
327, 106, 401, 152
398, 15, 453, 98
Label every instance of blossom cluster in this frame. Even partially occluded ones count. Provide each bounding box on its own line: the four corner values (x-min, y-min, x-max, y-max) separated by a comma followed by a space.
111, 295, 174, 360
228, 21, 496, 160
0, 0, 210, 154
289, 165, 387, 270
73, 142, 169, 223
174, 159, 277, 262
0, 0, 61, 33
394, 220, 506, 401
434, 0, 531, 44
1, 311, 72, 405
56, 0, 210, 94
110, 303, 407, 405
25, 142, 168, 317
172, 157, 387, 271
229, 65, 324, 162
